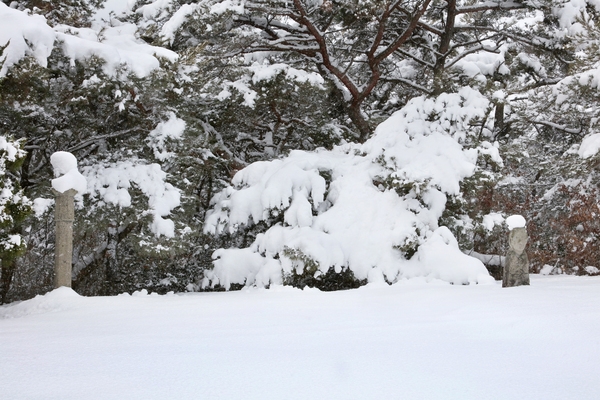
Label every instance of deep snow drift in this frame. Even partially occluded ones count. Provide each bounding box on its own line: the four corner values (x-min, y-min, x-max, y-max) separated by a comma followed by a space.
1, 275, 599, 400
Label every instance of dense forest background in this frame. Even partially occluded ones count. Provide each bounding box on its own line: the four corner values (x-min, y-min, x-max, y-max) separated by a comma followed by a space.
2, 0, 600, 302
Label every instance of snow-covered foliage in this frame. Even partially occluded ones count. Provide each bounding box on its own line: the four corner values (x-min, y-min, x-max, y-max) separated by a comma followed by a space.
0, 136, 32, 302
205, 88, 495, 288
0, 3, 54, 76
83, 160, 181, 238
0, 137, 31, 234
0, 1, 191, 299
147, 112, 186, 161
0, 2, 176, 78
553, 0, 600, 34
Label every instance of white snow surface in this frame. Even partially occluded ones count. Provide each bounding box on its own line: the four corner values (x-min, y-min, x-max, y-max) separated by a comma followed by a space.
205, 88, 495, 288
50, 152, 88, 194
578, 133, 600, 158
1, 275, 600, 399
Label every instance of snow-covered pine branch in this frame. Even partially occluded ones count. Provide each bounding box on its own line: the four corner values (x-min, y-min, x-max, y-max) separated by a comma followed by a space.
0, 136, 32, 303
0, 2, 177, 79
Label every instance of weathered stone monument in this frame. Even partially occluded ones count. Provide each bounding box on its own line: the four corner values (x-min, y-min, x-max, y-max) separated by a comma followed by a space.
54, 188, 77, 288
51, 152, 87, 288
503, 215, 530, 287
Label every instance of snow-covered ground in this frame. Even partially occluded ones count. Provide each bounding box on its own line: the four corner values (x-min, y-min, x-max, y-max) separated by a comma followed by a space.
1, 275, 599, 399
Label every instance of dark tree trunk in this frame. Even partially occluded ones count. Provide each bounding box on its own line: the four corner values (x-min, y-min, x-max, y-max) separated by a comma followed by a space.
0, 260, 15, 304
494, 102, 505, 138
433, 0, 457, 95
348, 102, 372, 143
103, 221, 119, 295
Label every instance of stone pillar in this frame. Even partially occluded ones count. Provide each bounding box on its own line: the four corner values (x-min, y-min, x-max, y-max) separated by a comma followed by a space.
502, 227, 530, 287
54, 189, 77, 288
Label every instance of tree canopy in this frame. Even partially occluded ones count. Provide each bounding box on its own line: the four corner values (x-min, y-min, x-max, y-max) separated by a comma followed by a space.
1, 0, 600, 301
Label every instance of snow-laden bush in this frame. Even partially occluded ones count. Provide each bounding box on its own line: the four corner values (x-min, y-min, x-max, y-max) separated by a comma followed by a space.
204, 88, 496, 289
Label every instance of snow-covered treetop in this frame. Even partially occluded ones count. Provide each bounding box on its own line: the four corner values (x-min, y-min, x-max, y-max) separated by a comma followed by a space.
0, 2, 177, 78
0, 3, 54, 76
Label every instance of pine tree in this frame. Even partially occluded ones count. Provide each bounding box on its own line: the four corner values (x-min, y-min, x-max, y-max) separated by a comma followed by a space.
0, 135, 31, 303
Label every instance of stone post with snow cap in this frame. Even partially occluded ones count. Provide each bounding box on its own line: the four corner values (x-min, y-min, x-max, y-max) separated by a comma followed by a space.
503, 215, 530, 288
51, 152, 87, 288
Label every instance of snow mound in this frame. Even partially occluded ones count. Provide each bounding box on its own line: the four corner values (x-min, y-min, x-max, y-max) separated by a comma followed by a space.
205, 88, 495, 288
584, 266, 599, 275
0, 287, 82, 319
404, 227, 495, 284
51, 151, 78, 175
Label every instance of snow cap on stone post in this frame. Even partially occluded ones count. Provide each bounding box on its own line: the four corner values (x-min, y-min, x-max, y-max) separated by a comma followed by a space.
506, 215, 526, 231
50, 151, 87, 194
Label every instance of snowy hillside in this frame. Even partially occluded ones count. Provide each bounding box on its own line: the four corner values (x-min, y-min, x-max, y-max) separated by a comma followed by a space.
2, 275, 599, 399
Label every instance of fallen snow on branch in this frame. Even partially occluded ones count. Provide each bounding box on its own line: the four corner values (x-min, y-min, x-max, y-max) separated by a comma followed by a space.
83, 160, 181, 237
0, 4, 54, 76
578, 133, 600, 159
205, 87, 496, 288
147, 112, 186, 161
